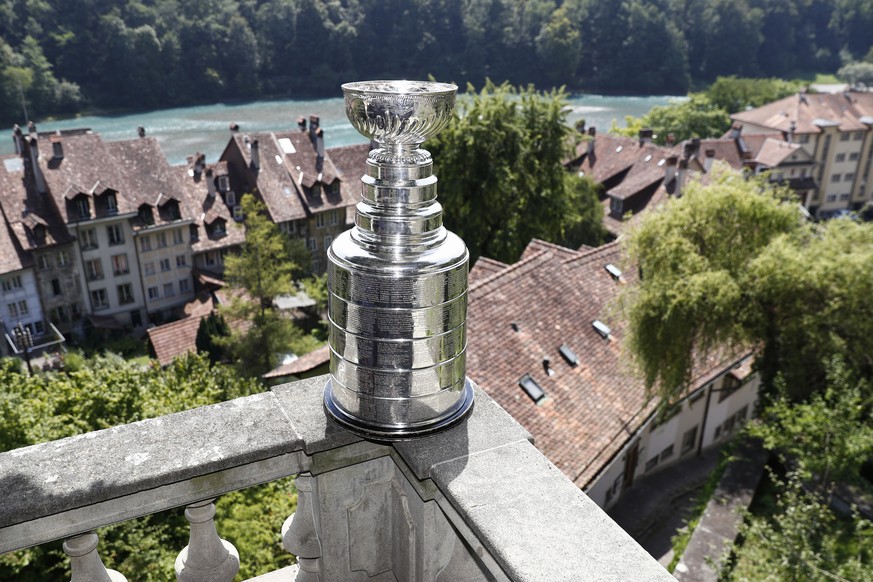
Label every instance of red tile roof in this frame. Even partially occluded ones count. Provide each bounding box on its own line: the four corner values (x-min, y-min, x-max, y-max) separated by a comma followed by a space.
731, 91, 873, 134
468, 256, 509, 284
147, 316, 202, 366
467, 240, 744, 487
262, 344, 330, 379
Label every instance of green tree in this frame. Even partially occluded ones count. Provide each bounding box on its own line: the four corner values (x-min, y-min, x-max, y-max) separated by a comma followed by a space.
838, 61, 873, 87
623, 167, 873, 402
705, 75, 803, 113
221, 194, 312, 377
429, 81, 604, 264
195, 311, 231, 364
535, 6, 582, 86
614, 93, 730, 144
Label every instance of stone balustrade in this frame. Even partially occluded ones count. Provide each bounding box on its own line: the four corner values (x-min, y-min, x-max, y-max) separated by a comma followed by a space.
0, 375, 673, 581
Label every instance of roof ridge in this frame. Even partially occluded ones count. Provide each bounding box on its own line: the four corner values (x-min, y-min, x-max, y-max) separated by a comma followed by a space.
561, 240, 623, 267
469, 249, 552, 298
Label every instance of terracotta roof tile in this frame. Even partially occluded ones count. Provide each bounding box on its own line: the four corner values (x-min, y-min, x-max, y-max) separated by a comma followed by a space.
731, 91, 873, 134
263, 344, 330, 379
467, 239, 744, 487
468, 256, 509, 284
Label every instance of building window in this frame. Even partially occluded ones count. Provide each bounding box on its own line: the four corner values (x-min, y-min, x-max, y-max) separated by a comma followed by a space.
147, 286, 159, 300
659, 445, 674, 463
76, 197, 90, 219
176, 255, 187, 268
85, 258, 104, 281
845, 172, 855, 181
144, 262, 155, 276
226, 191, 236, 206
117, 283, 134, 305
218, 176, 229, 192
840, 193, 850, 201
324, 235, 332, 250
159, 258, 171, 272
681, 426, 698, 455
307, 237, 317, 252
799, 134, 809, 144
233, 205, 244, 220
826, 194, 837, 202
51, 278, 62, 296
645, 457, 659, 473
840, 132, 850, 142
173, 228, 184, 245
1, 275, 22, 292
130, 309, 142, 327
57, 250, 70, 267
91, 288, 109, 310
205, 251, 217, 266
163, 283, 175, 298
107, 224, 124, 246
316, 213, 325, 228
111, 254, 129, 275
157, 231, 168, 248
718, 374, 742, 403
81, 228, 98, 250
330, 181, 340, 196
179, 278, 190, 293
850, 152, 860, 161
853, 131, 864, 141
34, 321, 44, 335
831, 173, 841, 183
836, 153, 846, 162
140, 235, 152, 252
8, 303, 18, 318
37, 255, 51, 270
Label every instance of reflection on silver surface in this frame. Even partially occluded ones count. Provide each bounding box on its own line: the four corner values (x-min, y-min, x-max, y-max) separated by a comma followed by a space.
324, 80, 474, 438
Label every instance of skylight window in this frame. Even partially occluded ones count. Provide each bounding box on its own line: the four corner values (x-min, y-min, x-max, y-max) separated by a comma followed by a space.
605, 264, 622, 280
559, 344, 579, 367
275, 154, 283, 165
616, 146, 623, 153
657, 159, 666, 167
644, 154, 652, 162
592, 320, 611, 339
519, 374, 546, 404
278, 137, 296, 154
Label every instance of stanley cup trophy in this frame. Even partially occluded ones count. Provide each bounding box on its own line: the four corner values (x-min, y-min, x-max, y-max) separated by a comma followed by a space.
323, 80, 474, 439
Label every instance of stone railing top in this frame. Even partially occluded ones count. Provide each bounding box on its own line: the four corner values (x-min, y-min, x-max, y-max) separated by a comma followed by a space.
0, 375, 672, 581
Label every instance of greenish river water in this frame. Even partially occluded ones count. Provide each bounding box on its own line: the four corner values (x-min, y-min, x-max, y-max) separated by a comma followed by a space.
0, 94, 677, 166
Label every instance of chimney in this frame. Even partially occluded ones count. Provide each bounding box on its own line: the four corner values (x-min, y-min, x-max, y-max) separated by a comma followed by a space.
27, 121, 36, 135
316, 127, 325, 160
787, 120, 796, 144
250, 139, 260, 169
676, 159, 688, 196
12, 124, 24, 155
665, 133, 675, 148
51, 133, 64, 159
664, 155, 678, 185
704, 148, 715, 172
309, 115, 320, 142
638, 128, 654, 146
137, 126, 146, 138
297, 116, 307, 132
729, 123, 743, 140
229, 122, 239, 132
587, 127, 596, 156
27, 136, 47, 194
206, 168, 215, 197
193, 152, 204, 178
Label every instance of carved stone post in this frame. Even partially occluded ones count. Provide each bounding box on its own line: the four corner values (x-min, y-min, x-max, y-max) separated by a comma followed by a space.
282, 473, 322, 582
175, 499, 240, 582
63, 532, 127, 582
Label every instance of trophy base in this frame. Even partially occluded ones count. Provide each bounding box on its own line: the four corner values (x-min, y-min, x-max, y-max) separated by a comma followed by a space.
323, 377, 475, 441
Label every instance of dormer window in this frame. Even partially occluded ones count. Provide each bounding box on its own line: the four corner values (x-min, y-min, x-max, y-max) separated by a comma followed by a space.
217, 176, 229, 192
75, 196, 90, 220
164, 199, 182, 221
106, 192, 118, 214
139, 204, 155, 226
208, 218, 226, 237
329, 180, 340, 196
32, 224, 47, 245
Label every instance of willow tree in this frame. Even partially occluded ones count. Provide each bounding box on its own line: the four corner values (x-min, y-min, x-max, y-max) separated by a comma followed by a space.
622, 168, 873, 402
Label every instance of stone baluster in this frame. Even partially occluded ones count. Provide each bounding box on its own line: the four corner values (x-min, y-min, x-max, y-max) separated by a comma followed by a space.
63, 532, 127, 582
175, 499, 240, 582
282, 473, 322, 582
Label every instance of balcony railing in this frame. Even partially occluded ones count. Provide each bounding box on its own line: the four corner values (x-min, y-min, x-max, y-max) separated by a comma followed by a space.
0, 375, 673, 581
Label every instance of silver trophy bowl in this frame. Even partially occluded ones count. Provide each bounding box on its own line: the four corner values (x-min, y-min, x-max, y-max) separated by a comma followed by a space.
324, 80, 474, 439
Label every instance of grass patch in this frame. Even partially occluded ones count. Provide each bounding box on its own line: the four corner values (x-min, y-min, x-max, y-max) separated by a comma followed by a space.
668, 438, 741, 572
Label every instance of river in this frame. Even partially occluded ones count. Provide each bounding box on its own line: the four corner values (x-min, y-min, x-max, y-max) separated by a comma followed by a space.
0, 94, 677, 166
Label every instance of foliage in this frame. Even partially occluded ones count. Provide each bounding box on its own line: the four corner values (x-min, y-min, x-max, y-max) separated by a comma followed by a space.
622, 168, 802, 400
0, 352, 297, 581
838, 61, 873, 87
727, 471, 873, 581
220, 193, 313, 378
747, 360, 873, 490
429, 81, 605, 264
195, 311, 231, 363
2, 0, 873, 122
615, 76, 803, 143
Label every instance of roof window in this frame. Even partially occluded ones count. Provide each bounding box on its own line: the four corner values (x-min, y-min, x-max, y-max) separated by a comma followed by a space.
605, 264, 622, 280
644, 154, 652, 162
519, 374, 546, 404
657, 159, 666, 167
559, 344, 579, 367
616, 146, 623, 153
592, 320, 611, 339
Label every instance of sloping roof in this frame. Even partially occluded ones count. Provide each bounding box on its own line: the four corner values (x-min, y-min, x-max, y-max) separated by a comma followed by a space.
225, 130, 357, 224
468, 256, 509, 284
263, 344, 330, 379
327, 142, 370, 205
753, 138, 809, 168
466, 240, 743, 487
731, 91, 873, 134
173, 164, 245, 254
147, 316, 202, 366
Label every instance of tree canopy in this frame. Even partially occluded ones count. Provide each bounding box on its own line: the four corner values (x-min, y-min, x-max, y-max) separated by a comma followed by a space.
623, 167, 873, 402
2, 0, 873, 123
0, 352, 297, 581
428, 81, 605, 264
